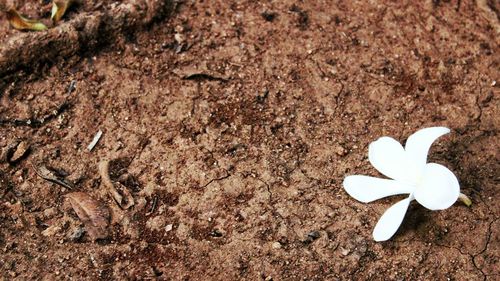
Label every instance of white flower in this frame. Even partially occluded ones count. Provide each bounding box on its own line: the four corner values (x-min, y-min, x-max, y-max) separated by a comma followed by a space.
343, 127, 463, 241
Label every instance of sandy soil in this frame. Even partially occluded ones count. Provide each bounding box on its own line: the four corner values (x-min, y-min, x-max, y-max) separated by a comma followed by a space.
0, 0, 499, 280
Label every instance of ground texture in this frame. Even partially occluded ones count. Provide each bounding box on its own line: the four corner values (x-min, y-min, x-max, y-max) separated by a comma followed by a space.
0, 0, 499, 280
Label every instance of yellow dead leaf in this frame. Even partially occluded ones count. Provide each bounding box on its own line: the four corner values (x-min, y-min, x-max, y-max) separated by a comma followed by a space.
51, 0, 73, 24
6, 9, 47, 31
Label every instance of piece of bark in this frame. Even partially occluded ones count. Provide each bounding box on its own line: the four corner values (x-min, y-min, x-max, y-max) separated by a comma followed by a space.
66, 192, 110, 241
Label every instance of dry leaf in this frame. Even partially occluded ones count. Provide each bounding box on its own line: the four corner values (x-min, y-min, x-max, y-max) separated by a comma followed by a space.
66, 192, 110, 241
51, 0, 73, 24
6, 9, 47, 31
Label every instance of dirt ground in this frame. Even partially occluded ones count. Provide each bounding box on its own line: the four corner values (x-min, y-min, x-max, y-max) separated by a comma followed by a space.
0, 0, 499, 280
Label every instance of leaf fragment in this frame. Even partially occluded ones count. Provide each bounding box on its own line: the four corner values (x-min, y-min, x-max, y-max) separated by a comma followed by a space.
66, 192, 110, 241
6, 9, 47, 31
51, 0, 73, 24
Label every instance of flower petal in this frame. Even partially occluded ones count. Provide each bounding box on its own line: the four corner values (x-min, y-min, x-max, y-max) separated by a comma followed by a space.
369, 136, 415, 183
343, 175, 414, 203
405, 127, 450, 173
414, 163, 460, 210
373, 197, 412, 242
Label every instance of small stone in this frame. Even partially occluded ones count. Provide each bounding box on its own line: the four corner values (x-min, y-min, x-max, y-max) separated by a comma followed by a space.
307, 231, 320, 240
165, 224, 173, 232
4, 201, 23, 214
146, 216, 166, 232
340, 248, 350, 256
334, 145, 347, 156
43, 207, 58, 218
272, 242, 282, 249
140, 182, 157, 197
68, 227, 85, 241
42, 224, 62, 237
174, 33, 185, 44
209, 229, 223, 237
303, 230, 321, 244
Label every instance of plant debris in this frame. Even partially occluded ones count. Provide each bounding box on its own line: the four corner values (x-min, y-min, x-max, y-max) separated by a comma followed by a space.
32, 163, 74, 189
458, 193, 472, 207
6, 9, 47, 31
66, 192, 110, 241
67, 80, 77, 94
51, 0, 74, 24
87, 130, 103, 151
98, 160, 135, 210
145, 195, 158, 216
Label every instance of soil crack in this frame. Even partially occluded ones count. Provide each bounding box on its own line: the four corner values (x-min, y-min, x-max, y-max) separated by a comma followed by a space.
200, 169, 231, 189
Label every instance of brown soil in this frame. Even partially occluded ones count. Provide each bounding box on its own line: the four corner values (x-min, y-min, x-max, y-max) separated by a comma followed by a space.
1, 0, 499, 280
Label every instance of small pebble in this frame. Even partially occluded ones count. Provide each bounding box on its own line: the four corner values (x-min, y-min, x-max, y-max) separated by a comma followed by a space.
209, 229, 223, 237
334, 145, 347, 156
303, 230, 321, 244
42, 225, 62, 237
341, 248, 350, 256
307, 231, 320, 240
165, 224, 173, 232
174, 33, 185, 44
68, 227, 85, 241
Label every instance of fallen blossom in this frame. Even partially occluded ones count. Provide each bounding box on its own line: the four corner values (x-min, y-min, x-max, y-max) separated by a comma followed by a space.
343, 127, 469, 241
